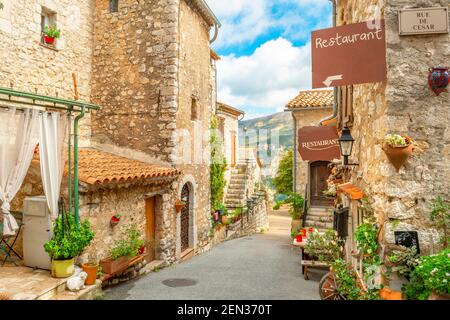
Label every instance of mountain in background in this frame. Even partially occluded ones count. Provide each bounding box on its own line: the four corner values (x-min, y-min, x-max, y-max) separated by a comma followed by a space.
238, 112, 293, 178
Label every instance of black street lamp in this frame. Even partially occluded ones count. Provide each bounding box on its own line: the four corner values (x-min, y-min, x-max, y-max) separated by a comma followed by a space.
338, 126, 357, 166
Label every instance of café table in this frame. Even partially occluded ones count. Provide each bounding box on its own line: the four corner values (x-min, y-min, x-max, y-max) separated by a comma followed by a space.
0, 211, 24, 266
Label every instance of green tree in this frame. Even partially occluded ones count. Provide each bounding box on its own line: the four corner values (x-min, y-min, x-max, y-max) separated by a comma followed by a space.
273, 149, 293, 195
210, 115, 227, 209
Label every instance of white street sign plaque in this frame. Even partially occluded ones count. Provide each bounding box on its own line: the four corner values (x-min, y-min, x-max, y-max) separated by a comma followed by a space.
399, 7, 449, 36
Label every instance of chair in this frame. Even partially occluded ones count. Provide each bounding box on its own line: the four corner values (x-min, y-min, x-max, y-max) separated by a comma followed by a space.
0, 211, 24, 266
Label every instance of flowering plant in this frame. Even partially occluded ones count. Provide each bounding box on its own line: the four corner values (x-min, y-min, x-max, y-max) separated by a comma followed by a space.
384, 134, 412, 148
304, 230, 343, 262
402, 248, 450, 300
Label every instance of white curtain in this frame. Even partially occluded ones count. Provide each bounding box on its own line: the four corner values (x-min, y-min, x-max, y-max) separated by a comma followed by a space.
39, 112, 68, 219
0, 107, 39, 236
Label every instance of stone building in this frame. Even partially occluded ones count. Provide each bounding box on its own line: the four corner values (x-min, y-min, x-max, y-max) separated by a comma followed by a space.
284, 90, 336, 231
216, 101, 245, 186
285, 90, 335, 197
328, 0, 449, 262
1, 0, 222, 268
90, 0, 221, 260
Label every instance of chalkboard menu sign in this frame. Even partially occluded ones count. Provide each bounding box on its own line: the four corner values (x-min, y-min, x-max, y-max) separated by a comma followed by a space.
394, 231, 420, 254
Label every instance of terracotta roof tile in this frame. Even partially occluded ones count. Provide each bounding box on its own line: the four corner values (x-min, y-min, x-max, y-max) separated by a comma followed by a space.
338, 183, 364, 200
76, 149, 181, 185
286, 90, 333, 109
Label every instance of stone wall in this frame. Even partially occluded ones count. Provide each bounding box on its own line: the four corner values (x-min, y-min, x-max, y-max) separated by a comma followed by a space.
292, 108, 334, 196
0, 0, 94, 145
78, 181, 178, 265
90, 0, 179, 164
336, 0, 450, 255
173, 0, 213, 255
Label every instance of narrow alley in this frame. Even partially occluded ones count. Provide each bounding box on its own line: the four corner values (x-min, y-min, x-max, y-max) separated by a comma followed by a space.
104, 210, 322, 300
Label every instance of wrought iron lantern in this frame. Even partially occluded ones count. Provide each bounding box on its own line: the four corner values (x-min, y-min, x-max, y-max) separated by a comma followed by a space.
338, 127, 356, 165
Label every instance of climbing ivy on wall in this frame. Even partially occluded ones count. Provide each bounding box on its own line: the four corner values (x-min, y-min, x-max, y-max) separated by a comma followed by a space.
210, 115, 227, 210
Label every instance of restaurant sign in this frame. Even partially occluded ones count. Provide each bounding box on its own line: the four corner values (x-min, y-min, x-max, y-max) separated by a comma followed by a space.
298, 126, 341, 161
399, 7, 449, 36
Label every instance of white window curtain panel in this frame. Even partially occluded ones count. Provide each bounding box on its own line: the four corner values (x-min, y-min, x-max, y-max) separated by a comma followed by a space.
0, 107, 39, 236
39, 112, 68, 219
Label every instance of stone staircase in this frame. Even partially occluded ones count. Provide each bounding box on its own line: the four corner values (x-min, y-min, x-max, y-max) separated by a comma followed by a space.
304, 206, 334, 233
224, 167, 248, 210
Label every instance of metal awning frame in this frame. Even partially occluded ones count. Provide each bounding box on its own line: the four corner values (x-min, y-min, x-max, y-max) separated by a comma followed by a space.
0, 87, 101, 225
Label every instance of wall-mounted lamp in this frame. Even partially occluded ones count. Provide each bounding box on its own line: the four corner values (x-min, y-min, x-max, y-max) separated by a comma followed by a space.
338, 127, 358, 166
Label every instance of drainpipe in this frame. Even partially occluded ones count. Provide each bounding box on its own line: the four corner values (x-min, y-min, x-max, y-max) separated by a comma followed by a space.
73, 106, 85, 226
292, 112, 297, 194
319, 0, 338, 126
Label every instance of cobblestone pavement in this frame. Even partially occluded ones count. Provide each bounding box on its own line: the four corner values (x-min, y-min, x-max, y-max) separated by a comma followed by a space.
104, 209, 324, 300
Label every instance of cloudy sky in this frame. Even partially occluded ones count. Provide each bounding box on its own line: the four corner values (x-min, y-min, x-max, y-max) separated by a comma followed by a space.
207, 0, 332, 119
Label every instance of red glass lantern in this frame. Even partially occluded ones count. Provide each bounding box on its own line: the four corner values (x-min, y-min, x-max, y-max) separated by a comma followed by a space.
428, 66, 449, 96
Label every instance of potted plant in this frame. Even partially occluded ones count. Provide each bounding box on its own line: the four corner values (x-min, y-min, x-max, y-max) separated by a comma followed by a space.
100, 226, 144, 275
382, 134, 414, 171
110, 214, 121, 227
43, 25, 61, 45
175, 199, 187, 213
44, 212, 94, 278
82, 255, 99, 286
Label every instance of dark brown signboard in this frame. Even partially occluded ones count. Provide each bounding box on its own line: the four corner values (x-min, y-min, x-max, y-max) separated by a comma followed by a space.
312, 20, 387, 88
298, 126, 341, 161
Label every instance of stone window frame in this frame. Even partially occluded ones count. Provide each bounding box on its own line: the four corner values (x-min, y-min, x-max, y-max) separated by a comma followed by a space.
40, 7, 58, 50
109, 0, 119, 13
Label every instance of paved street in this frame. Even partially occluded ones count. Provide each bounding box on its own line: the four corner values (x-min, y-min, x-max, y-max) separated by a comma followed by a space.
104, 210, 323, 300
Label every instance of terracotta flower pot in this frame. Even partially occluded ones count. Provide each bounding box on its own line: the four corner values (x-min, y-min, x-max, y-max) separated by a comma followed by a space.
379, 287, 403, 300
110, 215, 120, 227
44, 35, 55, 45
296, 234, 303, 242
428, 291, 450, 300
383, 143, 413, 171
175, 200, 186, 213
100, 256, 129, 275
81, 263, 98, 285
221, 215, 228, 224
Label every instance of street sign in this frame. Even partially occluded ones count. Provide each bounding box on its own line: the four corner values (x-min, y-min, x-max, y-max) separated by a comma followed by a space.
297, 126, 341, 161
312, 20, 387, 89
399, 7, 449, 36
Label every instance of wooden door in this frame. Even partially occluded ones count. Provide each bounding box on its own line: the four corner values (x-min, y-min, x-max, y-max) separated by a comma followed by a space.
310, 161, 333, 206
231, 132, 237, 167
145, 197, 156, 262
180, 184, 190, 253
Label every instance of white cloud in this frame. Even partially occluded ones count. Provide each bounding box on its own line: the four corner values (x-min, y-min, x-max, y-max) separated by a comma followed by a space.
217, 38, 312, 119
207, 0, 332, 49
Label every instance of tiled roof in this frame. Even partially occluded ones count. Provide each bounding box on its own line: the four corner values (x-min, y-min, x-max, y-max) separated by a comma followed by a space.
217, 102, 245, 117
77, 149, 181, 185
338, 183, 364, 200
286, 90, 333, 109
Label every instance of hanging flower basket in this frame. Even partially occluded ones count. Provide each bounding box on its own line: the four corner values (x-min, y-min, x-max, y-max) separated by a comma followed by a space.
382, 134, 414, 171
175, 200, 186, 213
110, 214, 121, 227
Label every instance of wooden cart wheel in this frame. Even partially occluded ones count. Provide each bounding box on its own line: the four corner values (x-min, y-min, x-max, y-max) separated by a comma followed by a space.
319, 272, 346, 300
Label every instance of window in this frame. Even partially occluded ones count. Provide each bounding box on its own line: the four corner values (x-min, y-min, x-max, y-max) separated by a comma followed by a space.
110, 0, 119, 13
40, 8, 57, 45
191, 96, 199, 121
218, 117, 225, 138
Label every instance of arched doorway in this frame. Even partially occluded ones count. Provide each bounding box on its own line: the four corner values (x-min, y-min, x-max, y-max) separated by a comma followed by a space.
180, 183, 191, 253
309, 161, 333, 207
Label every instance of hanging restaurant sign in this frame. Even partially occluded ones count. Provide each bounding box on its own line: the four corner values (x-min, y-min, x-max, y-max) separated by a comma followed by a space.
311, 20, 387, 88
398, 7, 449, 36
298, 126, 341, 161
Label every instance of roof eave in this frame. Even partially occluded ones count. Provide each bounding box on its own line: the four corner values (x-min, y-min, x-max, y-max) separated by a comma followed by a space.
189, 0, 221, 28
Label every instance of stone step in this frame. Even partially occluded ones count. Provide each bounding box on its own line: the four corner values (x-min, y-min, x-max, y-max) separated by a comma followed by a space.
304, 220, 334, 229
225, 195, 244, 201
306, 210, 334, 217
225, 200, 245, 206
227, 184, 246, 190
226, 189, 244, 195
305, 215, 333, 222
